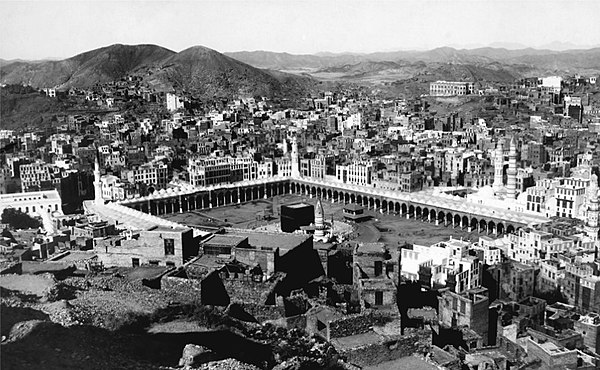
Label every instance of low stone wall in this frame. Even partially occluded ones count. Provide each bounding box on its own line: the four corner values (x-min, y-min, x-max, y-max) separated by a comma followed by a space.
223, 279, 270, 304
339, 328, 431, 368
239, 302, 285, 322
327, 311, 394, 340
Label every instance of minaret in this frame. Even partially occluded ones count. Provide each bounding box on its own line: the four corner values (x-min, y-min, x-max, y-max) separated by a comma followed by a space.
493, 139, 504, 192
291, 136, 300, 178
506, 137, 517, 199
93, 153, 103, 205
314, 198, 325, 239
585, 174, 599, 240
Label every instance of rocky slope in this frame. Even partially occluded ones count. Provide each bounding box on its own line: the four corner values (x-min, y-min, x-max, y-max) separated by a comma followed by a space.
0, 44, 315, 99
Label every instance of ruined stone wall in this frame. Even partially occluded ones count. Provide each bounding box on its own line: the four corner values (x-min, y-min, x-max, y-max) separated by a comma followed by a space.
161, 276, 202, 297
339, 328, 431, 368
239, 302, 285, 322
223, 279, 270, 304
327, 311, 394, 340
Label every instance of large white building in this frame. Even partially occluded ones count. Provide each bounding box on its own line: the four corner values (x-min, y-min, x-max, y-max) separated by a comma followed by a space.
166, 93, 185, 112
335, 161, 373, 186
541, 76, 563, 93
401, 238, 482, 294
0, 189, 62, 217
187, 156, 273, 187
430, 81, 473, 96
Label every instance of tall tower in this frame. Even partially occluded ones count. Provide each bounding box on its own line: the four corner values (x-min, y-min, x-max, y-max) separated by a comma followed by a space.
291, 136, 300, 178
506, 137, 517, 199
493, 139, 504, 192
93, 153, 103, 205
585, 174, 599, 240
314, 198, 325, 239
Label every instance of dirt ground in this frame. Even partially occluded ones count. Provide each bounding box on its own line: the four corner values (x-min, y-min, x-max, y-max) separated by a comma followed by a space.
162, 194, 482, 246
0, 274, 56, 298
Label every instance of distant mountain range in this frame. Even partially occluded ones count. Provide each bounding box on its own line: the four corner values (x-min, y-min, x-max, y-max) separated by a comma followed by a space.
0, 44, 315, 98
225, 47, 600, 78
2, 44, 600, 98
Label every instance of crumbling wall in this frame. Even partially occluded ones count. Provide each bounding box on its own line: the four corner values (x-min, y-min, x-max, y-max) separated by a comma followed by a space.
162, 276, 202, 296
223, 279, 270, 304
327, 311, 394, 340
239, 303, 285, 322
339, 328, 431, 367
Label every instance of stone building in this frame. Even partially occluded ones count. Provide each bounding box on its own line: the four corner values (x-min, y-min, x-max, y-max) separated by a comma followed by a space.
438, 288, 490, 347
353, 242, 399, 312
93, 225, 198, 267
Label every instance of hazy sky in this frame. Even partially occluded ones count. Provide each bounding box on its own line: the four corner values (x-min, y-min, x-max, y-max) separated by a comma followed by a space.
1, 0, 599, 60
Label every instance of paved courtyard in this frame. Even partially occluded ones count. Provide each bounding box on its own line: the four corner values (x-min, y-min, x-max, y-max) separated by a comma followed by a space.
162, 194, 484, 246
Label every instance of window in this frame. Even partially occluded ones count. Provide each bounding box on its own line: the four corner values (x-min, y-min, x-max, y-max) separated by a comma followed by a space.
164, 238, 175, 255
149, 260, 159, 266
132, 258, 140, 267
374, 261, 383, 277
375, 291, 383, 305
166, 261, 175, 268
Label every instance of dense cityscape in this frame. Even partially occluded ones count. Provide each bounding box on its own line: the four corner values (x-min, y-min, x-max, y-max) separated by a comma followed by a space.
1, 2, 600, 370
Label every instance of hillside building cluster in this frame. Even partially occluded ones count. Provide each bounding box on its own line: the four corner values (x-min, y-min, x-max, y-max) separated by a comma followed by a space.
1, 70, 600, 369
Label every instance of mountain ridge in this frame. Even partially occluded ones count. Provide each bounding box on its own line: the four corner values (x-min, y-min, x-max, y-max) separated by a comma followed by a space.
0, 44, 315, 98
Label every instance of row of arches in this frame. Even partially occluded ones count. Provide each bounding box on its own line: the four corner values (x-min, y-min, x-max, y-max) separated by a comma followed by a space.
130, 181, 291, 216
128, 179, 522, 236
290, 181, 520, 236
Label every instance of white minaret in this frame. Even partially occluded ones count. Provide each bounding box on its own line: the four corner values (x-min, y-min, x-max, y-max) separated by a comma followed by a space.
506, 137, 517, 199
314, 198, 325, 239
93, 154, 103, 205
493, 139, 504, 192
585, 174, 599, 240
291, 136, 300, 178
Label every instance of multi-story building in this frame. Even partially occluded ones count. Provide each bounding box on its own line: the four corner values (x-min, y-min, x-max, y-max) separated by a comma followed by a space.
188, 157, 232, 187
187, 156, 268, 187
538, 259, 565, 294
19, 162, 62, 192
399, 171, 423, 192
562, 261, 600, 313
438, 288, 490, 346
353, 242, 399, 312
336, 161, 373, 186
166, 93, 185, 111
430, 81, 473, 96
555, 178, 588, 219
123, 162, 169, 190
401, 238, 481, 294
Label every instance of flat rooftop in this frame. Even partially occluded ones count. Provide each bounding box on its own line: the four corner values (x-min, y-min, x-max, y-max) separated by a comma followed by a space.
203, 234, 247, 247
0, 189, 61, 202
227, 230, 311, 251
49, 251, 97, 263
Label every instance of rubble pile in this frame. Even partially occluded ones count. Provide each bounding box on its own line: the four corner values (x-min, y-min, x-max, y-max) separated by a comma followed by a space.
192, 358, 261, 370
